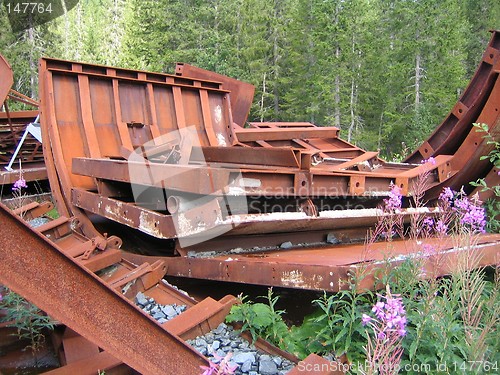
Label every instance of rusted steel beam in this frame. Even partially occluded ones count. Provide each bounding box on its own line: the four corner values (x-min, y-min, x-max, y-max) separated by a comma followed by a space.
71, 188, 178, 239
198, 146, 302, 168
422, 73, 500, 199
124, 233, 500, 292
0, 201, 208, 375
0, 110, 39, 121
72, 157, 232, 195
234, 126, 340, 142
0, 164, 47, 184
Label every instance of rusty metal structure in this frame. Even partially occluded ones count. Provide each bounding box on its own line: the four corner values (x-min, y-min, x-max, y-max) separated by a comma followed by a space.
0, 53, 46, 184
0, 200, 342, 374
1, 30, 499, 374
36, 31, 499, 288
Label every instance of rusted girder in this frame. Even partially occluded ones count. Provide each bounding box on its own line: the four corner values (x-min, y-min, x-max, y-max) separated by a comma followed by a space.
124, 233, 500, 292
0, 201, 208, 375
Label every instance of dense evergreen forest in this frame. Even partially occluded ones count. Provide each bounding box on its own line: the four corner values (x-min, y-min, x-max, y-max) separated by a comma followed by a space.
1, 0, 499, 157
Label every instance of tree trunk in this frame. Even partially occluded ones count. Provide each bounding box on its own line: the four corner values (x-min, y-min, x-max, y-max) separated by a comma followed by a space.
334, 46, 341, 128
415, 53, 422, 111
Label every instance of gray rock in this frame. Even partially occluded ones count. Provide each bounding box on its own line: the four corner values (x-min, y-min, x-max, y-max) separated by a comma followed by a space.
195, 338, 207, 347
238, 341, 249, 349
28, 217, 50, 228
152, 311, 166, 320
150, 305, 160, 314
135, 292, 148, 306
213, 323, 227, 335
196, 346, 208, 356
241, 359, 253, 372
205, 333, 215, 342
174, 305, 186, 314
211, 340, 220, 350
161, 305, 178, 318
232, 351, 256, 364
326, 233, 341, 244
214, 349, 226, 362
273, 356, 283, 367
280, 241, 293, 249
249, 372, 258, 375
259, 359, 278, 375
157, 317, 168, 324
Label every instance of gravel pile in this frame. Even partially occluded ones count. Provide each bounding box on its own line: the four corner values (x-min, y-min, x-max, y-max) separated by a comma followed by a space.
187, 323, 294, 375
135, 292, 187, 324
28, 217, 50, 228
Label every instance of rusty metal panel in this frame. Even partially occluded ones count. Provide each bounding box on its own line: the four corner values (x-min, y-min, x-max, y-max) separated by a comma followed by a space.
423, 73, 500, 199
175, 62, 255, 128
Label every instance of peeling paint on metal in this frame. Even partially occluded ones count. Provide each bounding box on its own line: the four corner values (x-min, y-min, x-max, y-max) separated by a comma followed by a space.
214, 105, 222, 124
280, 270, 323, 289
138, 211, 163, 238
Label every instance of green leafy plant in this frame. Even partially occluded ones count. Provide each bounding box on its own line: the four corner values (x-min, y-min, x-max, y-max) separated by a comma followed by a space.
226, 288, 289, 345
0, 288, 55, 356
311, 270, 374, 363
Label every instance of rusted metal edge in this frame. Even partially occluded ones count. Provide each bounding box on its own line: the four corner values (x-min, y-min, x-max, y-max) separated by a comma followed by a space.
0, 201, 208, 375
423, 73, 500, 199
122, 233, 500, 292
406, 29, 500, 162
175, 62, 255, 128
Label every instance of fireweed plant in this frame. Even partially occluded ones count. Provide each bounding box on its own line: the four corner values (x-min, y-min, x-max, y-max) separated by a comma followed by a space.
226, 180, 499, 374
11, 174, 29, 216
361, 285, 407, 375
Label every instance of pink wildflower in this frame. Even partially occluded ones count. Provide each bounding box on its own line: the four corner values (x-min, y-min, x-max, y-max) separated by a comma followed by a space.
12, 178, 27, 191
384, 184, 402, 211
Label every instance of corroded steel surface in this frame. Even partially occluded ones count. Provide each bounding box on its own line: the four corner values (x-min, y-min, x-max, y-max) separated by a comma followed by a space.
1, 199, 345, 373
123, 233, 500, 292
0, 201, 208, 375
39, 57, 452, 249
176, 62, 255, 128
